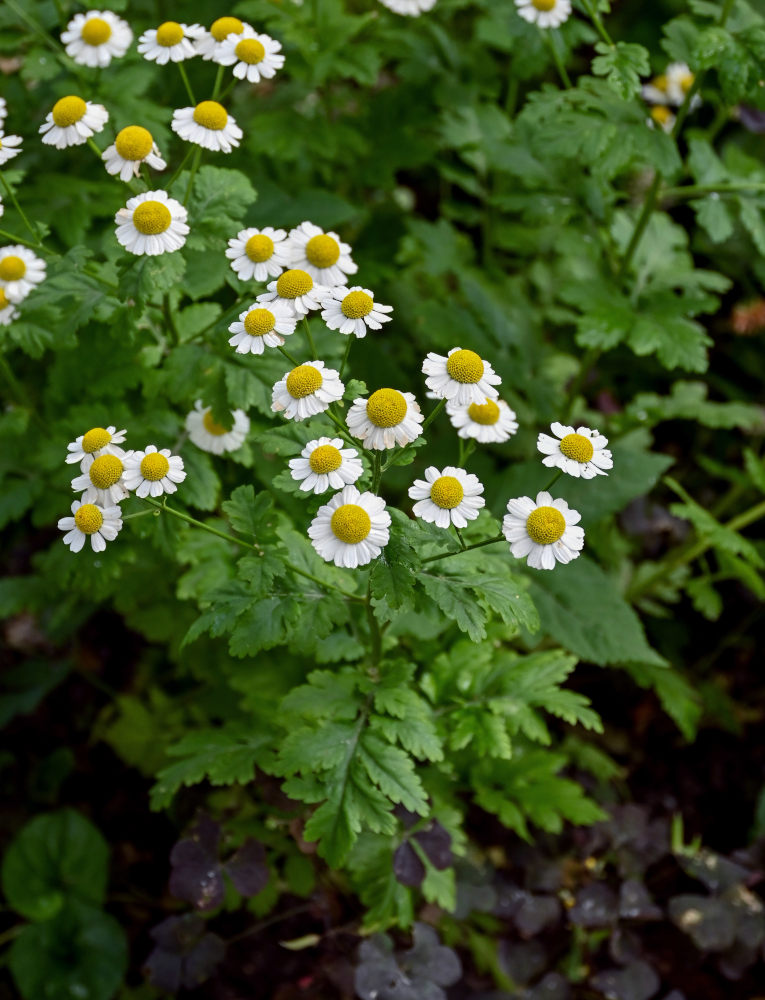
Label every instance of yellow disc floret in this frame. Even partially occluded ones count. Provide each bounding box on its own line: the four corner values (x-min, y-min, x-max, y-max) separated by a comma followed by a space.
82, 427, 112, 453
305, 234, 340, 269
650, 106, 673, 127
678, 71, 694, 93
651, 74, 668, 93
244, 308, 276, 336
286, 365, 323, 399
276, 269, 313, 299
140, 452, 170, 481
193, 101, 228, 131
115, 126, 153, 161
309, 444, 343, 474
211, 16, 244, 41
532, 0, 556, 9
245, 234, 274, 262
559, 433, 594, 464
52, 96, 87, 128
156, 21, 184, 46
235, 38, 265, 64
526, 506, 566, 545
430, 476, 464, 510
89, 454, 123, 489
132, 200, 172, 235
81, 17, 112, 45
446, 349, 484, 384
202, 411, 228, 435
341, 291, 373, 319
331, 504, 371, 544
0, 289, 9, 309
366, 389, 407, 428
0, 256, 26, 281
74, 503, 104, 534
467, 399, 500, 425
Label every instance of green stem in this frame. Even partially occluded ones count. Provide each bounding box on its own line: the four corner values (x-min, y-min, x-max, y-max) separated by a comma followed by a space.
616, 170, 663, 283
212, 65, 225, 100
164, 294, 181, 345
366, 583, 383, 665
371, 452, 382, 494
184, 147, 203, 206
339, 335, 353, 378
303, 316, 317, 359
0, 173, 43, 247
455, 526, 467, 550
541, 469, 563, 493
277, 344, 300, 366
422, 533, 505, 564
178, 62, 196, 104
0, 355, 47, 432
457, 437, 475, 468
165, 146, 194, 192
545, 30, 572, 89
0, 227, 40, 250
189, 297, 243, 343
422, 396, 447, 433
581, 0, 614, 46
122, 508, 161, 521
663, 182, 765, 200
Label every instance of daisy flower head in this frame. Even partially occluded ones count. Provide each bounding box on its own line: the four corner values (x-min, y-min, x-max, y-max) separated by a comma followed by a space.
515, 0, 572, 28
422, 347, 501, 406
0, 246, 46, 303
258, 269, 328, 317
289, 437, 364, 494
378, 0, 438, 14
196, 16, 250, 62
320, 286, 393, 339
58, 499, 123, 554
271, 361, 344, 422
409, 466, 485, 529
228, 301, 296, 355
61, 10, 133, 68
115, 190, 189, 256
308, 485, 391, 569
447, 397, 518, 444
226, 226, 290, 282
66, 425, 127, 471
137, 21, 204, 64
666, 62, 699, 107
286, 222, 357, 287
39, 96, 109, 149
503, 491, 584, 571
102, 126, 166, 182
346, 389, 423, 451
185, 401, 250, 455
217, 26, 285, 83
71, 452, 129, 506
647, 106, 675, 133
171, 101, 242, 153
537, 423, 613, 479
122, 445, 186, 498
0, 130, 22, 166
0, 288, 19, 326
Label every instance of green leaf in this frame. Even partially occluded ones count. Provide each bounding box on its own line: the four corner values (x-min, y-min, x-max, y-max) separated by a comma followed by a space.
188, 165, 257, 242
624, 661, 702, 740
222, 485, 275, 541
370, 513, 421, 612
591, 41, 650, 100
358, 732, 429, 815
419, 571, 487, 641
666, 476, 763, 568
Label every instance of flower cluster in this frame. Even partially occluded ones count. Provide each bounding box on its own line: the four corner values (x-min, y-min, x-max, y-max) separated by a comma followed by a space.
642, 62, 700, 133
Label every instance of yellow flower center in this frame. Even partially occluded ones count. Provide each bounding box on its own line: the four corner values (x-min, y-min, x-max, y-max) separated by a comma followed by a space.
341, 290, 373, 319
82, 427, 112, 453
193, 101, 228, 131
309, 444, 343, 474
286, 364, 323, 399
446, 349, 484, 384
305, 234, 340, 269
245, 234, 274, 262
132, 200, 172, 235
467, 399, 500, 425
430, 476, 464, 510
81, 17, 112, 45
210, 16, 244, 41
202, 411, 228, 435
140, 452, 170, 481
235, 38, 265, 64
74, 503, 104, 534
532, 0, 556, 8
559, 432, 594, 463
156, 21, 184, 46
651, 74, 668, 93
366, 388, 407, 428
650, 106, 672, 126
526, 506, 566, 545
89, 454, 123, 490
678, 71, 694, 93
276, 269, 313, 298
0, 256, 26, 281
244, 308, 276, 336
51, 95, 87, 128
331, 504, 371, 544
115, 125, 153, 161
0, 289, 9, 309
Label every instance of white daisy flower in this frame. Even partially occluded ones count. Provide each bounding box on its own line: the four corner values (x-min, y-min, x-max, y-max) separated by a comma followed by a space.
447, 397, 518, 444
641, 74, 670, 106
185, 401, 250, 455
65, 425, 127, 471
58, 499, 123, 554
378, 0, 438, 14
271, 360, 344, 422
308, 485, 391, 569
71, 452, 130, 506
0, 130, 22, 166
102, 126, 167, 182
289, 437, 363, 494
39, 96, 109, 150
537, 422, 613, 479
171, 100, 242, 153
422, 347, 501, 406
503, 491, 584, 571
647, 106, 675, 133
0, 246, 46, 304
122, 445, 186, 498
0, 98, 6, 126
320, 286, 393, 339
0, 288, 19, 326
514, 0, 572, 28
258, 269, 328, 317
666, 63, 699, 107
286, 222, 357, 287
217, 26, 285, 83
346, 389, 423, 451
61, 10, 133, 68
196, 16, 250, 62
228, 301, 296, 355
137, 21, 204, 64
225, 226, 290, 282
114, 190, 189, 256
409, 466, 485, 529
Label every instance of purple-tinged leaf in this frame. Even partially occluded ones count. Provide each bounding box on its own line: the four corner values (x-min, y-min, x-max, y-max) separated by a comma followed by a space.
393, 841, 425, 887
569, 884, 618, 927
527, 972, 572, 1000
168, 838, 224, 911
619, 879, 662, 922
669, 895, 737, 951
145, 915, 224, 992
413, 822, 452, 870
677, 849, 749, 893
499, 940, 546, 986
224, 838, 269, 897
515, 893, 561, 937
589, 960, 660, 1000
402, 923, 461, 986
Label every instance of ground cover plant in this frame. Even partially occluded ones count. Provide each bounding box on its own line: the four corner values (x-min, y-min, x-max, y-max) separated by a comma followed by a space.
1, 0, 765, 996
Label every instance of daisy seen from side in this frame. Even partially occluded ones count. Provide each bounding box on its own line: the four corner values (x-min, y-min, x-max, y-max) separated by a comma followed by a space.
409, 466, 485, 529
137, 21, 204, 63
217, 26, 285, 83
422, 347, 501, 406
346, 389, 423, 451
378, 0, 438, 14
61, 10, 133, 68
308, 485, 391, 569
0, 289, 19, 326
196, 16, 250, 62
537, 422, 613, 479
71, 452, 130, 506
286, 222, 357, 287
514, 0, 572, 29
289, 437, 363, 495
66, 426, 127, 471
58, 499, 123, 554
647, 106, 675, 133
447, 397, 518, 444
0, 130, 22, 166
0, 246, 46, 303
122, 445, 186, 498
102, 126, 167, 182
39, 96, 109, 149
115, 190, 189, 256
225, 226, 290, 282
185, 401, 250, 455
271, 361, 344, 421
503, 491, 584, 570
258, 269, 328, 317
320, 286, 393, 339
228, 301, 296, 355
171, 101, 242, 153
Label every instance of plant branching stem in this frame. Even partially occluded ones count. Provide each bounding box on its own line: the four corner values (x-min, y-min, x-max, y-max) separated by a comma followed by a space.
422, 533, 505, 564
663, 182, 765, 200
303, 316, 317, 359
0, 173, 43, 247
339, 335, 353, 377
545, 30, 572, 88
184, 147, 203, 206
178, 62, 196, 104
277, 344, 300, 366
